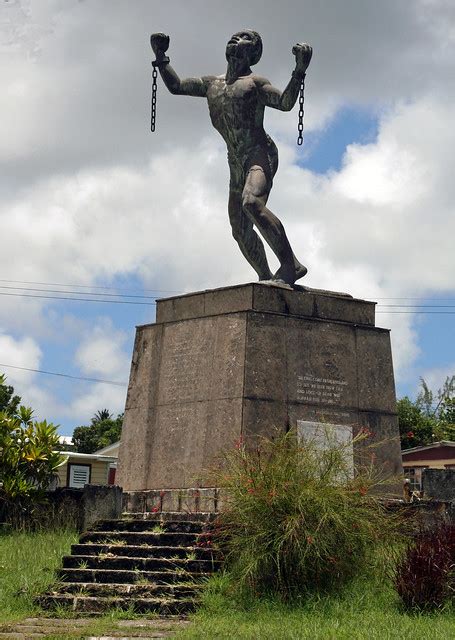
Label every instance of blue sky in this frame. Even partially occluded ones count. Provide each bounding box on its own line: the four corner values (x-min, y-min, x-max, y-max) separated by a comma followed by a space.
1, 1, 454, 436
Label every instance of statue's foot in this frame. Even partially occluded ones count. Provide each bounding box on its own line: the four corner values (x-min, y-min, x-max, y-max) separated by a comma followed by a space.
272, 260, 308, 286
258, 270, 273, 282
273, 264, 297, 286
294, 260, 308, 281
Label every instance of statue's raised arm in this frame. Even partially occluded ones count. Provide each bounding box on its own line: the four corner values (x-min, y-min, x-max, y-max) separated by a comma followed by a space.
151, 33, 214, 97
257, 42, 312, 111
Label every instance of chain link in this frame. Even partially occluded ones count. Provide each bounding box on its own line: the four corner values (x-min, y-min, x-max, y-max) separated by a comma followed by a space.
297, 79, 305, 146
151, 65, 158, 132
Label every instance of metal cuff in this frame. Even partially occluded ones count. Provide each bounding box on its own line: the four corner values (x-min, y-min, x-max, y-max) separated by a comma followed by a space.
292, 70, 306, 81
152, 56, 170, 68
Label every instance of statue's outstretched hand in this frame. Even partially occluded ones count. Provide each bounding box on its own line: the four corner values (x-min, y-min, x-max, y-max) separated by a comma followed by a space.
150, 33, 170, 59
292, 43, 313, 73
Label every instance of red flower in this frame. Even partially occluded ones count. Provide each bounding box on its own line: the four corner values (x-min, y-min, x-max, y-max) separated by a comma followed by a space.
407, 431, 414, 438
247, 488, 255, 494
234, 436, 245, 450
151, 506, 160, 513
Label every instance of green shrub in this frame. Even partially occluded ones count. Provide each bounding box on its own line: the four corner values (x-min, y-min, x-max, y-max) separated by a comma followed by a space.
0, 406, 65, 529
209, 429, 402, 600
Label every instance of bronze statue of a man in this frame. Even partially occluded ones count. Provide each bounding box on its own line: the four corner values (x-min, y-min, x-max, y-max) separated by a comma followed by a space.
151, 30, 313, 286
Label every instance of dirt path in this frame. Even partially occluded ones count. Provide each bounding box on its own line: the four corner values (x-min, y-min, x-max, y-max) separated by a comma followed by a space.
0, 616, 190, 639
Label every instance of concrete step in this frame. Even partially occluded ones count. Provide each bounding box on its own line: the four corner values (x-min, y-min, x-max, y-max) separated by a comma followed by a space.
79, 530, 199, 546
93, 519, 206, 533
57, 567, 212, 584
48, 581, 200, 598
38, 513, 221, 616
37, 593, 197, 614
71, 543, 215, 560
62, 554, 219, 572
122, 512, 215, 523
0, 617, 189, 639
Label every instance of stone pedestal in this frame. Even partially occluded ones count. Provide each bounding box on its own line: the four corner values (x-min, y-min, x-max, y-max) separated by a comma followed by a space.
117, 283, 403, 491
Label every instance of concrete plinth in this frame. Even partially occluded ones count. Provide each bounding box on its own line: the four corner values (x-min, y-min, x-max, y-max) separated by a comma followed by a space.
117, 283, 402, 491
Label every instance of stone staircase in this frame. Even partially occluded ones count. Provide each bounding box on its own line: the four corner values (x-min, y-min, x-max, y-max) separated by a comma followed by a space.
38, 513, 220, 615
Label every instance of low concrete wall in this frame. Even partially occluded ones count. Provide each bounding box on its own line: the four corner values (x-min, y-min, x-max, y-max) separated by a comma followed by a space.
81, 484, 123, 531
0, 484, 123, 531
422, 468, 455, 501
123, 488, 221, 514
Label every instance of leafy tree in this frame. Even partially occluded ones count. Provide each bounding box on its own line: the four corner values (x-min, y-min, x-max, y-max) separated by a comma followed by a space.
92, 409, 112, 423
0, 404, 65, 527
72, 410, 123, 453
0, 373, 21, 415
398, 375, 455, 449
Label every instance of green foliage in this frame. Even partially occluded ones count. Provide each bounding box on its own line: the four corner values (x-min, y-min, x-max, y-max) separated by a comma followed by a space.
72, 410, 123, 453
398, 375, 455, 449
0, 404, 65, 528
178, 569, 455, 639
0, 373, 21, 416
0, 528, 77, 622
208, 429, 402, 600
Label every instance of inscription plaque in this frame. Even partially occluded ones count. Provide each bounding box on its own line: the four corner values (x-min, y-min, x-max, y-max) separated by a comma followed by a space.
297, 374, 348, 405
297, 420, 354, 477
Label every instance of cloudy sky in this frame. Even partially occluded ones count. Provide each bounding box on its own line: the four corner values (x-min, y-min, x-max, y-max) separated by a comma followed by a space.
1, 0, 454, 436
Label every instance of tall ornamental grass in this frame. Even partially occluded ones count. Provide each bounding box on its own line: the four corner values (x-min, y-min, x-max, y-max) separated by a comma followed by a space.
209, 429, 402, 599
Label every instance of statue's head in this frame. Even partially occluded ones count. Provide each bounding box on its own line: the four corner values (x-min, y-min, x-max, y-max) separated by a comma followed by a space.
226, 30, 263, 66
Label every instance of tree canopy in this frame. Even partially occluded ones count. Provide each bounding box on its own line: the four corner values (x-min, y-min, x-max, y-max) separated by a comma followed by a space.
0, 373, 21, 416
72, 410, 123, 453
398, 375, 455, 449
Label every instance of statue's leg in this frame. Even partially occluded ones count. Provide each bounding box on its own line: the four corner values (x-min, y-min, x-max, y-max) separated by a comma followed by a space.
228, 187, 272, 280
242, 162, 300, 285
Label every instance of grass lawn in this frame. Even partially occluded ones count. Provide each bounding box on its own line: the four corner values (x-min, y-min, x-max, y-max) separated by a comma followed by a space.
0, 526, 78, 622
0, 529, 454, 639
173, 573, 455, 640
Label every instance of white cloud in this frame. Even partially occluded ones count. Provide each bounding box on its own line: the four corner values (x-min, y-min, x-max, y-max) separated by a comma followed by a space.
75, 319, 129, 381
65, 382, 127, 425
0, 332, 41, 385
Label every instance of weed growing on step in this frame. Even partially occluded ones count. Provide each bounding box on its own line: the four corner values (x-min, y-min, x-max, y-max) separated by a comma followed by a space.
150, 525, 165, 534
99, 536, 126, 545
208, 429, 403, 600
134, 574, 156, 586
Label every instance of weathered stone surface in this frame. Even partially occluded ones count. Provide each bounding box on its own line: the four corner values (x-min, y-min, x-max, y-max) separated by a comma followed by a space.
81, 485, 123, 532
117, 283, 401, 492
155, 283, 375, 325
422, 469, 455, 501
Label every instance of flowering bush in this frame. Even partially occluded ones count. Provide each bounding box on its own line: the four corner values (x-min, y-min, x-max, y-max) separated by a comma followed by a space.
208, 429, 402, 599
0, 405, 64, 528
394, 524, 455, 611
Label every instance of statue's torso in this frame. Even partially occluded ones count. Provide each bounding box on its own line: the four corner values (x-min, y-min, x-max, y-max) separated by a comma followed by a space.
206, 75, 268, 158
